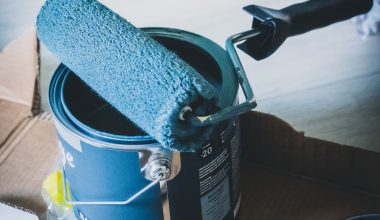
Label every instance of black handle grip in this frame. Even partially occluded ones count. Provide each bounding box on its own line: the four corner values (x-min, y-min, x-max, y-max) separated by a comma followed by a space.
282, 0, 373, 36
238, 0, 373, 60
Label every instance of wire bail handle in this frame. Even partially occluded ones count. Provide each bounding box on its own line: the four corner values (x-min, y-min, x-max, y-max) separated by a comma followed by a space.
180, 29, 262, 126
62, 156, 171, 206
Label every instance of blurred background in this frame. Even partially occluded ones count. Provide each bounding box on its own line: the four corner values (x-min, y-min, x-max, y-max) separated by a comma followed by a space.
1, 0, 379, 151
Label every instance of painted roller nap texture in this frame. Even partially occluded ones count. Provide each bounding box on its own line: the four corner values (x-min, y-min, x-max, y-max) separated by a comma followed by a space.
36, 0, 217, 151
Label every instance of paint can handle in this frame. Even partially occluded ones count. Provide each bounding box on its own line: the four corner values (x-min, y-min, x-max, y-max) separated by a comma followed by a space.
61, 166, 166, 206
181, 29, 260, 126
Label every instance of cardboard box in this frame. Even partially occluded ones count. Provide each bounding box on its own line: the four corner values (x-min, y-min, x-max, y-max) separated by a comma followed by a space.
0, 29, 59, 219
0, 30, 379, 220
239, 112, 380, 219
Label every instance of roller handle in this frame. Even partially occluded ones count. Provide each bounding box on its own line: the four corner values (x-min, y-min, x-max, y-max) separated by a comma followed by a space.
238, 0, 373, 60
283, 0, 373, 36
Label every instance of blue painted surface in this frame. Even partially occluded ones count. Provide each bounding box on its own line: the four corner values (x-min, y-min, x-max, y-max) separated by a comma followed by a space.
57, 134, 163, 220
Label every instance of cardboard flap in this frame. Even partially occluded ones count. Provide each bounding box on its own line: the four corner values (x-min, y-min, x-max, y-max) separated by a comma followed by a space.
0, 28, 39, 107
240, 164, 380, 220
241, 111, 380, 196
0, 113, 58, 218
0, 100, 31, 152
0, 28, 39, 149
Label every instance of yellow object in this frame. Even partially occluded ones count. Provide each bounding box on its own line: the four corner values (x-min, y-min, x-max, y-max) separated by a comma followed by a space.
42, 170, 72, 209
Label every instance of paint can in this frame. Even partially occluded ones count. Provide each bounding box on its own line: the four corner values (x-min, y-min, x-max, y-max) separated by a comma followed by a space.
49, 28, 243, 220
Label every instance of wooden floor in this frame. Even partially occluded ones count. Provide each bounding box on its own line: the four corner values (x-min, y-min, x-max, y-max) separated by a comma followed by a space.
1, 0, 379, 152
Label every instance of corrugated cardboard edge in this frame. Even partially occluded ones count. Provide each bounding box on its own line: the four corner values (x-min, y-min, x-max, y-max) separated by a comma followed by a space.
0, 113, 53, 166
31, 39, 41, 116
0, 28, 40, 110
0, 116, 32, 164
241, 111, 380, 197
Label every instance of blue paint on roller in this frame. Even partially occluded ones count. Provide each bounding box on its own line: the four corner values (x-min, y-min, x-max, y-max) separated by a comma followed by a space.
36, 0, 217, 151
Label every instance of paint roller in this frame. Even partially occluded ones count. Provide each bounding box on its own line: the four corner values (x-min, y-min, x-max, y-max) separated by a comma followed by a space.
37, 0, 373, 152
37, 0, 225, 152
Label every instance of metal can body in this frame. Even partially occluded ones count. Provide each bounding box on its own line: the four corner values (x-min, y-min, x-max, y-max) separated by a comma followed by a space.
49, 28, 241, 220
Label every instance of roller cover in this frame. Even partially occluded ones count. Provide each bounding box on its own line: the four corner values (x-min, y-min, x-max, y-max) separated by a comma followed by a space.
37, 0, 217, 151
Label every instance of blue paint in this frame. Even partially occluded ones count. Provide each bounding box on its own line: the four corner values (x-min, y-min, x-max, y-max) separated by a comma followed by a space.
37, 0, 216, 151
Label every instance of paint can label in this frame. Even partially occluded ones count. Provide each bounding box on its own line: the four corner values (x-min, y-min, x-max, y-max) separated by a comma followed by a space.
166, 119, 239, 220
200, 173, 231, 220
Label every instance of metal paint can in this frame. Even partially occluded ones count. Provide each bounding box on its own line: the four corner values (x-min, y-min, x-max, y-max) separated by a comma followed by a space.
49, 28, 242, 220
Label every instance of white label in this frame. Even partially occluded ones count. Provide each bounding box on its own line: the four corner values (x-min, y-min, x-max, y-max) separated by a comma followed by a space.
199, 148, 229, 195
200, 177, 230, 220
